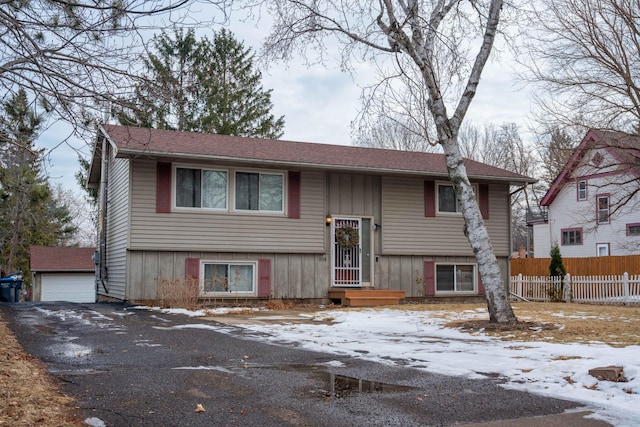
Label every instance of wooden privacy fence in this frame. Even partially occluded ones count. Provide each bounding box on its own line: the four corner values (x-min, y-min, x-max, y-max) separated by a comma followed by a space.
511, 254, 640, 277
510, 273, 640, 305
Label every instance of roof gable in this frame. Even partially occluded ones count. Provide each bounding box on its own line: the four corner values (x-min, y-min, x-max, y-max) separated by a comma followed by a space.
30, 246, 96, 272
540, 129, 640, 206
88, 124, 533, 185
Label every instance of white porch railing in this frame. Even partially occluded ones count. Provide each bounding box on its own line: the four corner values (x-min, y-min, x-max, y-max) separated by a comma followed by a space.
510, 273, 640, 305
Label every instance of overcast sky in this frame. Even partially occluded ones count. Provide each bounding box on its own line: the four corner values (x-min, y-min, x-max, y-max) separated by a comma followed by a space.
37, 9, 534, 195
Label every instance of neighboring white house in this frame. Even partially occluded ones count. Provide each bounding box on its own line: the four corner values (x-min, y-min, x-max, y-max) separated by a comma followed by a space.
533, 129, 640, 258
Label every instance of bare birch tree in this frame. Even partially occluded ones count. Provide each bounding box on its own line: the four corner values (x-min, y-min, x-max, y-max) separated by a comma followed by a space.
257, 0, 519, 322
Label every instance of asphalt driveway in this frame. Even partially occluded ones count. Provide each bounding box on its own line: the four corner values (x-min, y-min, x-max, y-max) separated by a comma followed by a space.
2, 302, 605, 426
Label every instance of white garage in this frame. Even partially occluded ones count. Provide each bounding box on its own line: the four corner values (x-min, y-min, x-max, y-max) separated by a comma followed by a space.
40, 273, 96, 303
30, 246, 97, 303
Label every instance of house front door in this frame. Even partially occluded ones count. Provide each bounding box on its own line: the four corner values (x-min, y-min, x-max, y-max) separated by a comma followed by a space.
332, 218, 362, 287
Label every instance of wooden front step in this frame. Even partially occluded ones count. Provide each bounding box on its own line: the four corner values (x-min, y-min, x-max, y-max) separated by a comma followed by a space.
328, 289, 405, 307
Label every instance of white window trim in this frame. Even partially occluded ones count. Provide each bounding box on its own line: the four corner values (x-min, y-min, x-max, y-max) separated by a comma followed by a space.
172, 164, 229, 212
232, 169, 286, 215
435, 263, 477, 294
172, 164, 287, 216
200, 260, 257, 297
436, 182, 478, 216
596, 194, 610, 224
596, 243, 610, 257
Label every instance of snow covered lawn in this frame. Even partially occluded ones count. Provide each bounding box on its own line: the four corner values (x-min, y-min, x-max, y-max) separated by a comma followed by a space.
152, 302, 640, 427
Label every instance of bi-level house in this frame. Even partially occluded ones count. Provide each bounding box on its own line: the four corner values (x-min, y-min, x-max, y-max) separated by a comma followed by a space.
533, 129, 640, 258
87, 124, 532, 304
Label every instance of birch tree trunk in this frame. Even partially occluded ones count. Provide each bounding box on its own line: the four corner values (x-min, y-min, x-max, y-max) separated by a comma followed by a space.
441, 139, 517, 322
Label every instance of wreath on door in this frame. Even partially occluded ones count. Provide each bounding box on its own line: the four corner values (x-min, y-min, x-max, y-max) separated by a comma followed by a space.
336, 226, 359, 250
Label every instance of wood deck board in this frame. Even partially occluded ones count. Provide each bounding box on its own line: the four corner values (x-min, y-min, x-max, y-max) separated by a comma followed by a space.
328, 289, 406, 307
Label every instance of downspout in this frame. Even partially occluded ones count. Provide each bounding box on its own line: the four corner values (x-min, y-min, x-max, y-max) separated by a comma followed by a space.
98, 132, 109, 293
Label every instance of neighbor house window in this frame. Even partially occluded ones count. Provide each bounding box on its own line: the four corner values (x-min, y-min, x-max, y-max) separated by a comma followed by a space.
577, 180, 587, 201
597, 195, 610, 224
176, 167, 227, 209
436, 264, 475, 293
561, 228, 583, 246
235, 172, 284, 212
596, 243, 609, 257
627, 223, 640, 236
202, 262, 255, 294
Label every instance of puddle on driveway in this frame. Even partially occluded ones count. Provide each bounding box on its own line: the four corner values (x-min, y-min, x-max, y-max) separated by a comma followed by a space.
259, 364, 419, 398
313, 372, 418, 398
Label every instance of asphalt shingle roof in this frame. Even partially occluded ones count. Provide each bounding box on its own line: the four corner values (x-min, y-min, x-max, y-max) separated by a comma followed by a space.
30, 246, 96, 272
99, 124, 533, 183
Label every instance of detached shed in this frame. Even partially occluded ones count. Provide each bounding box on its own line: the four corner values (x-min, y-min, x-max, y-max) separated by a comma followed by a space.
30, 246, 97, 303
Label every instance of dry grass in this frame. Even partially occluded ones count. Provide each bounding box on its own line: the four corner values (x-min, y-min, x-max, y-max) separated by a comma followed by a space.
400, 302, 640, 346
156, 278, 200, 310
2, 301, 639, 426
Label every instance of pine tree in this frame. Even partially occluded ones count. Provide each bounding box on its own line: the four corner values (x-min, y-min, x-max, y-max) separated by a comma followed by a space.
549, 243, 566, 277
548, 243, 567, 302
0, 89, 77, 278
116, 28, 285, 138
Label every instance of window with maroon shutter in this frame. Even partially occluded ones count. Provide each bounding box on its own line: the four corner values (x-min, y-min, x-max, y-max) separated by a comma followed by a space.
477, 271, 485, 295
288, 171, 301, 219
185, 258, 200, 280
479, 184, 489, 220
423, 261, 435, 296
258, 259, 271, 298
424, 181, 436, 217
156, 162, 172, 213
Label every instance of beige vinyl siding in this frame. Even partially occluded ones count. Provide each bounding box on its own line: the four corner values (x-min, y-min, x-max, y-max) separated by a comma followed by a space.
125, 250, 330, 301
484, 184, 511, 255
128, 160, 325, 253
102, 154, 130, 300
381, 177, 511, 256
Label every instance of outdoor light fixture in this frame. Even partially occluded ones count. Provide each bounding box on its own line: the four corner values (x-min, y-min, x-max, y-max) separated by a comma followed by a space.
325, 214, 332, 226
373, 223, 382, 231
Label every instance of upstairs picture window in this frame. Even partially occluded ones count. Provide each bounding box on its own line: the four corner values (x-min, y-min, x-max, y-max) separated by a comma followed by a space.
176, 167, 227, 209
561, 228, 583, 246
235, 172, 284, 212
577, 180, 587, 201
436, 264, 475, 293
597, 195, 610, 224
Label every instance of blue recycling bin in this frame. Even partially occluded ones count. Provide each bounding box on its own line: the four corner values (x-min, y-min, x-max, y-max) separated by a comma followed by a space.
0, 271, 23, 303
0, 282, 13, 303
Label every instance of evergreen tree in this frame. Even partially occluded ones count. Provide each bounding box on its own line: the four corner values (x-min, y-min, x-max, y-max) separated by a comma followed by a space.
116, 28, 285, 139
548, 243, 567, 302
0, 89, 77, 278
549, 243, 566, 277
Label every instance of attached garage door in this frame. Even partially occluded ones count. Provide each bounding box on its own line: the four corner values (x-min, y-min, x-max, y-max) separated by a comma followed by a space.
41, 273, 96, 303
